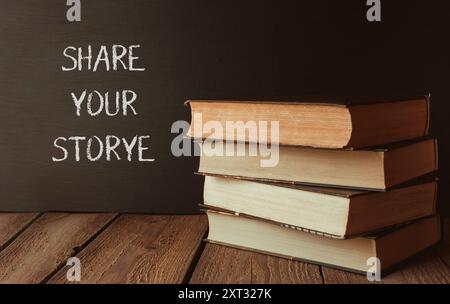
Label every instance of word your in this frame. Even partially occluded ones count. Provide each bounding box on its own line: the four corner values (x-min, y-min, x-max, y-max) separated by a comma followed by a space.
366, 257, 381, 281
52, 135, 154, 162
66, 257, 81, 282
71, 90, 138, 116
366, 0, 381, 22
62, 45, 146, 72
171, 113, 280, 167
66, 0, 81, 22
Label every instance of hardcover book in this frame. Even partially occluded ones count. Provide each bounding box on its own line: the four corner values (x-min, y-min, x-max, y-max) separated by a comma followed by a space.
205, 210, 441, 274
187, 95, 430, 149
202, 175, 438, 238
198, 138, 438, 190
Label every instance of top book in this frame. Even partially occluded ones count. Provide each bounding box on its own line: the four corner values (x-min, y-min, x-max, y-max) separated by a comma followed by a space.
186, 95, 430, 149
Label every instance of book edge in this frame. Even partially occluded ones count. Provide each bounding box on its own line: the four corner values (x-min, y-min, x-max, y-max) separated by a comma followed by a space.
202, 207, 437, 240
197, 172, 438, 198
185, 94, 429, 107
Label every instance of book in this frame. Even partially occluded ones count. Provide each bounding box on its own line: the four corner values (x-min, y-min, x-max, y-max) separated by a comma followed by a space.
198, 138, 438, 190
206, 210, 441, 274
186, 95, 430, 149
202, 175, 438, 238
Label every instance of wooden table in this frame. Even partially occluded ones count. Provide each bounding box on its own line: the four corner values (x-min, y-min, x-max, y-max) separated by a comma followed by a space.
0, 213, 448, 284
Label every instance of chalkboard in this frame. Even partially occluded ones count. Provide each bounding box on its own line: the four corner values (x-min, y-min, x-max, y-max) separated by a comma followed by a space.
0, 1, 449, 213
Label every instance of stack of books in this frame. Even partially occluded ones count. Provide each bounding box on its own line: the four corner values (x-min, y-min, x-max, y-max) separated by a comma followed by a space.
187, 95, 440, 274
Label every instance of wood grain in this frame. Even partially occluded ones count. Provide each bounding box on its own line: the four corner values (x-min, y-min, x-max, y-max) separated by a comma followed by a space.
321, 267, 374, 284
0, 213, 117, 284
382, 250, 450, 284
252, 252, 323, 284
0, 213, 39, 249
322, 248, 450, 284
48, 215, 207, 284
0, 213, 448, 284
190, 243, 253, 284
190, 243, 323, 284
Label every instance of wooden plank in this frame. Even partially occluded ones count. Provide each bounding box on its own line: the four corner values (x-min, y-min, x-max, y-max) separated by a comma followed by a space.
0, 213, 39, 249
48, 215, 208, 284
321, 266, 372, 284
0, 213, 117, 284
190, 243, 253, 284
251, 252, 323, 284
322, 248, 450, 284
190, 243, 323, 284
382, 250, 450, 284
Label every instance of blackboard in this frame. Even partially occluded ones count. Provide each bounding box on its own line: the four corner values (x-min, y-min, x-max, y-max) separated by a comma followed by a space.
0, 0, 449, 213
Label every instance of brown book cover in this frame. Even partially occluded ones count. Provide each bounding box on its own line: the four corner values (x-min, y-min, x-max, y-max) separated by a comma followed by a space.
186, 94, 431, 149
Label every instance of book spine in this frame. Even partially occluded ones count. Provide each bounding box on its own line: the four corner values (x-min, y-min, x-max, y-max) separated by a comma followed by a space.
425, 94, 431, 135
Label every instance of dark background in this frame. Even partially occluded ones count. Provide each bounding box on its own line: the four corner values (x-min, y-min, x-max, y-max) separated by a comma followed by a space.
0, 0, 448, 213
